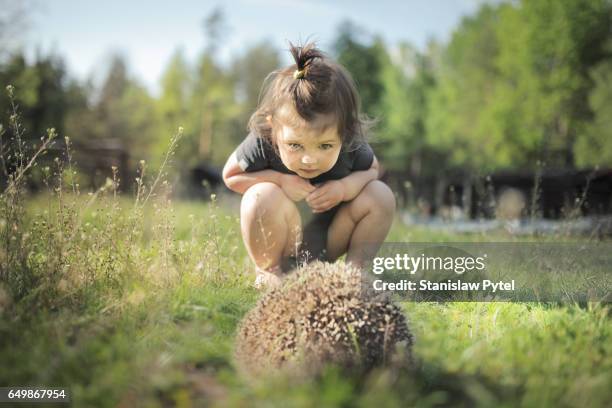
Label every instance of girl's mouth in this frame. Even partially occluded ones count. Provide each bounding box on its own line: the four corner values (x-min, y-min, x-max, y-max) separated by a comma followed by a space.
300, 168, 318, 174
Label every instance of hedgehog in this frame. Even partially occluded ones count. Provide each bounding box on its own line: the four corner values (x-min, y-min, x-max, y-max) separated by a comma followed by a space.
234, 261, 413, 378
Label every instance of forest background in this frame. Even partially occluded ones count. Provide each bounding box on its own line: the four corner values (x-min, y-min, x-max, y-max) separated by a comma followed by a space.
1, 0, 611, 197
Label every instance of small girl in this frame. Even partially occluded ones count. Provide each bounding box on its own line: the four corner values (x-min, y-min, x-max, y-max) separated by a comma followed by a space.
222, 42, 395, 288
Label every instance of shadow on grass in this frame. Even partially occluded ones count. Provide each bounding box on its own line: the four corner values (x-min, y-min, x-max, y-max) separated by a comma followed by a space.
180, 356, 523, 407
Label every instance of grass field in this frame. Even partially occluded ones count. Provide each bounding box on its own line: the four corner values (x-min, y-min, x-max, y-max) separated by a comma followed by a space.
1, 187, 610, 408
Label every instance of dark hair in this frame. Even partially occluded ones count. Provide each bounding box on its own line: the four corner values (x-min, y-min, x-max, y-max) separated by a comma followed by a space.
248, 41, 372, 151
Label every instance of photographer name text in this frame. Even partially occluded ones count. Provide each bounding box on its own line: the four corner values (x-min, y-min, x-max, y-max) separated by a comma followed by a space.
372, 279, 515, 292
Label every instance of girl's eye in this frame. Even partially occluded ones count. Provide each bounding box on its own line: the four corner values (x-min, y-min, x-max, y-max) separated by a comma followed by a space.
288, 143, 302, 151
320, 144, 333, 150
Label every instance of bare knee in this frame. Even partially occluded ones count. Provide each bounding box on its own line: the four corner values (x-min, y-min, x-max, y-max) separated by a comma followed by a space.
240, 182, 302, 269
366, 180, 396, 215
241, 182, 292, 218
240, 182, 301, 249
348, 180, 395, 221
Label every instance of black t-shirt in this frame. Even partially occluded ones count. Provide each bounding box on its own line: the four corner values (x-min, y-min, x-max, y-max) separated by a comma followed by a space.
235, 133, 374, 185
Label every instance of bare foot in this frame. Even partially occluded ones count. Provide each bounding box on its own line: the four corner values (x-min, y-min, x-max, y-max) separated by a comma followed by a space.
254, 265, 283, 290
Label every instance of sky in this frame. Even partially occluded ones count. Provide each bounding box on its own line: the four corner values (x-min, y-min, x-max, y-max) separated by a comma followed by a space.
23, 0, 490, 96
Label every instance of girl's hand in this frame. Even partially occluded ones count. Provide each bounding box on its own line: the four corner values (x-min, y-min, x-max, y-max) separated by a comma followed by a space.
306, 180, 345, 213
279, 173, 316, 201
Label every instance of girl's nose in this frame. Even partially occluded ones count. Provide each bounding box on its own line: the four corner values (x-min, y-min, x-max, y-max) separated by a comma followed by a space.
301, 155, 317, 165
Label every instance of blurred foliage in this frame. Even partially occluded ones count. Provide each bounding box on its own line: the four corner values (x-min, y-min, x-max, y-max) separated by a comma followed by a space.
1, 0, 612, 192
426, 0, 612, 171
0, 52, 69, 141
574, 55, 612, 167
333, 21, 386, 117
95, 55, 159, 164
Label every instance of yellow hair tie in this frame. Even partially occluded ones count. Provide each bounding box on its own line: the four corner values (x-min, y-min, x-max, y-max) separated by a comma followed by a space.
293, 69, 305, 79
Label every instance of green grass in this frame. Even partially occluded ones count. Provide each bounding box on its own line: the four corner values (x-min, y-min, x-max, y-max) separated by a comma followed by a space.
1, 193, 610, 407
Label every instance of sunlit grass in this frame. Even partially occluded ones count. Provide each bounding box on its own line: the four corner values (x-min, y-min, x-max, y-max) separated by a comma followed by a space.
1, 78, 607, 406
0, 193, 610, 407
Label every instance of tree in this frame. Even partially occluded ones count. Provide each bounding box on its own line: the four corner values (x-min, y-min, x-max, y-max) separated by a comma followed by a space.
0, 51, 68, 143
494, 0, 612, 168
333, 21, 385, 118
183, 8, 241, 167
191, 52, 240, 166
425, 0, 612, 171
63, 78, 97, 145
153, 49, 192, 168
425, 4, 503, 171
93, 54, 158, 163
230, 40, 280, 152
232, 41, 280, 115
574, 58, 612, 167
376, 41, 438, 173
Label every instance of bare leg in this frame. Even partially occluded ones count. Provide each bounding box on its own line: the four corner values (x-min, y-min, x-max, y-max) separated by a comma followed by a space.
326, 180, 396, 268
240, 182, 302, 286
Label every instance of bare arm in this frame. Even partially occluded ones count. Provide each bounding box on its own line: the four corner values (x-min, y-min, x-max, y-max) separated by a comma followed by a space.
339, 155, 380, 202
222, 151, 315, 200
222, 151, 282, 194
306, 156, 381, 213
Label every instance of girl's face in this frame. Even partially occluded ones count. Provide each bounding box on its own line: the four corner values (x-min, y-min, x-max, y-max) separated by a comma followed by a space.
274, 117, 342, 179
